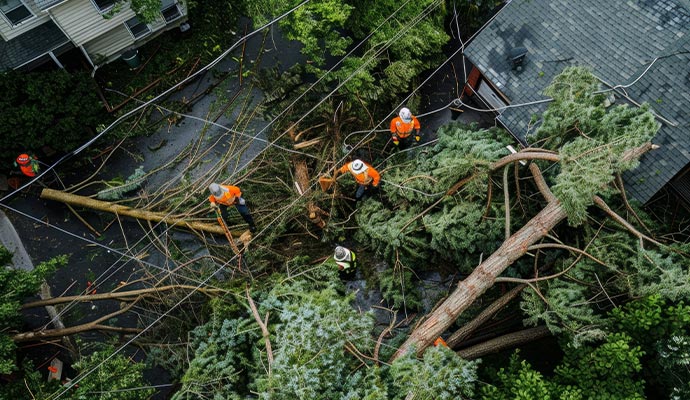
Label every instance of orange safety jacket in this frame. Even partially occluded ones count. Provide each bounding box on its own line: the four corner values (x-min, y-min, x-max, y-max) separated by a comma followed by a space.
390, 116, 420, 138
209, 185, 242, 206
339, 162, 380, 186
16, 154, 38, 177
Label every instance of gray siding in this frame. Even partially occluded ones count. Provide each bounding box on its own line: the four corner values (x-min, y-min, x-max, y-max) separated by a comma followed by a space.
49, 0, 137, 45
0, 1, 50, 41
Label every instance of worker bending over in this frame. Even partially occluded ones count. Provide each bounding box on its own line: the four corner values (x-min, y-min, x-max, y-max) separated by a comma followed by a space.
390, 107, 421, 149
334, 246, 356, 272
338, 159, 380, 201
14, 153, 40, 177
208, 183, 257, 233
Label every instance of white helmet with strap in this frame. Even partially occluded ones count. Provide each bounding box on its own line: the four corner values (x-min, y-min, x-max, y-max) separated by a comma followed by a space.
349, 159, 368, 174
399, 107, 412, 123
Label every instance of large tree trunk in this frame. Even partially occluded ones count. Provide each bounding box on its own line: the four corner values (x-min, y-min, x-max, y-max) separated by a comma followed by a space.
456, 326, 551, 360
446, 284, 526, 349
392, 200, 567, 360
40, 188, 240, 236
391, 143, 654, 361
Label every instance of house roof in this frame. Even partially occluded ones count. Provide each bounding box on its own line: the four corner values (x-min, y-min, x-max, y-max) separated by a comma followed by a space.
464, 0, 690, 204
33, 0, 68, 11
0, 20, 69, 70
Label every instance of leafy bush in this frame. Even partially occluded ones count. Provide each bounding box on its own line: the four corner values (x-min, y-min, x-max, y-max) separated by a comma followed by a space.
0, 70, 106, 171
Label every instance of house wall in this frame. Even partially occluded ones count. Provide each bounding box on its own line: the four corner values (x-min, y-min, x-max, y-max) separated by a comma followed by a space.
48, 0, 137, 45
82, 23, 133, 63
0, 1, 49, 41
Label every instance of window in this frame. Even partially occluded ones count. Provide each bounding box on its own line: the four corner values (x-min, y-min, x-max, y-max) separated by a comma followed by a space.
0, 0, 33, 25
125, 16, 150, 39
92, 0, 115, 12
161, 4, 181, 22
160, 0, 181, 23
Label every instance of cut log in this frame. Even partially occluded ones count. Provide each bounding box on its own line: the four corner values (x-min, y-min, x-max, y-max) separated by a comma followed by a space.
456, 326, 551, 360
40, 188, 241, 237
294, 160, 328, 228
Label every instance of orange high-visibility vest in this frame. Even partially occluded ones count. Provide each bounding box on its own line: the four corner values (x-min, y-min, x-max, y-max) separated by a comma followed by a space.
16, 154, 38, 177
209, 185, 242, 206
339, 162, 380, 186
390, 116, 420, 138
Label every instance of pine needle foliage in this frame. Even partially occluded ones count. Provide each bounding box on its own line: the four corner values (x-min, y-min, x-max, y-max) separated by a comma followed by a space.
389, 345, 480, 400
530, 66, 660, 225
253, 273, 375, 399
96, 166, 146, 200
172, 317, 257, 400
481, 334, 646, 400
355, 123, 511, 270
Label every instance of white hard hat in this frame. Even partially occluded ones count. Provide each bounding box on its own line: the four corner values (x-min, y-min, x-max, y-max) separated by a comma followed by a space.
208, 183, 223, 197
399, 107, 412, 122
350, 159, 368, 173
334, 246, 348, 261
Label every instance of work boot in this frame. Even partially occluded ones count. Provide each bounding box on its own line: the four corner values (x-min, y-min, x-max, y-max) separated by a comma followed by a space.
250, 224, 257, 234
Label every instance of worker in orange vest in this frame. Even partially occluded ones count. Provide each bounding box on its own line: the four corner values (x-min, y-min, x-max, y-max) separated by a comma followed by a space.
337, 159, 380, 201
208, 183, 256, 233
390, 107, 421, 149
14, 153, 40, 177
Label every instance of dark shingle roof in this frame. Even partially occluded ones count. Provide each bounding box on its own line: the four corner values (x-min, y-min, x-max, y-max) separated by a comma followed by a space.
464, 0, 690, 203
0, 20, 69, 70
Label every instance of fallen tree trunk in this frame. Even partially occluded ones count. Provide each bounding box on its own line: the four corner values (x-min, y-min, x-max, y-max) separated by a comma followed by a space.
22, 284, 226, 309
391, 143, 655, 361
446, 284, 526, 349
392, 200, 567, 360
40, 188, 241, 237
456, 326, 551, 360
13, 301, 140, 342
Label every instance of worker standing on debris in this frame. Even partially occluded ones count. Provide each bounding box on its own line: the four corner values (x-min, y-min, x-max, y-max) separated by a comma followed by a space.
337, 159, 380, 201
208, 183, 257, 233
390, 107, 421, 149
334, 245, 356, 272
14, 153, 40, 177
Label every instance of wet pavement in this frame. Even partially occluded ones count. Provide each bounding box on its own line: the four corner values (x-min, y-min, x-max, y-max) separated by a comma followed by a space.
0, 22, 498, 395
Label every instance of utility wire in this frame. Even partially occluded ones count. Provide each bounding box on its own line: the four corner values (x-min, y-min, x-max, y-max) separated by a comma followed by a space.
47, 2, 447, 397
0, 0, 311, 206
13, 0, 432, 339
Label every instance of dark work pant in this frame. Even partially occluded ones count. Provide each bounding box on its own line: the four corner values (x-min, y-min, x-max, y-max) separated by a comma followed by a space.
220, 204, 256, 231
355, 184, 367, 201
393, 134, 414, 150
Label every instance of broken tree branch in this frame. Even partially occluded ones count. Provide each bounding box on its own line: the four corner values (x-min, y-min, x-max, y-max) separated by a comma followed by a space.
446, 284, 526, 349
246, 286, 274, 373
40, 188, 242, 237
22, 285, 226, 309
593, 195, 663, 247
456, 326, 551, 360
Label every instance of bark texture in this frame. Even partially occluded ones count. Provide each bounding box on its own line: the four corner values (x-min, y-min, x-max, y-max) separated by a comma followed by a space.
446, 284, 526, 349
41, 188, 239, 236
456, 326, 551, 360
294, 159, 328, 228
392, 200, 567, 360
